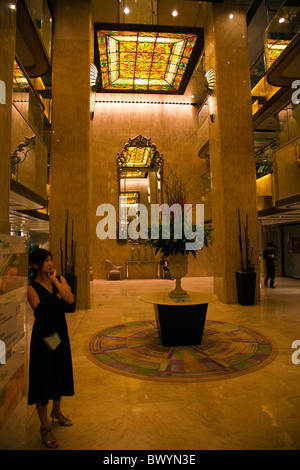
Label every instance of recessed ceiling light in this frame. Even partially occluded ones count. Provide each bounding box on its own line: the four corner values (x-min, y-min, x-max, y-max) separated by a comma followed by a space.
191, 95, 194, 98
279, 17, 285, 23
229, 14, 234, 19
172, 10, 178, 17
124, 7, 130, 14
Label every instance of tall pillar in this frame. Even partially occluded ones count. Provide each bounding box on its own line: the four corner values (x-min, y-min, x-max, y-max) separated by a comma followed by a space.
204, 3, 260, 303
50, 0, 92, 308
0, 2, 17, 234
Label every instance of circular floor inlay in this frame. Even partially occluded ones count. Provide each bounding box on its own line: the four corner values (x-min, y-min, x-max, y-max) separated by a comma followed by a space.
85, 320, 277, 382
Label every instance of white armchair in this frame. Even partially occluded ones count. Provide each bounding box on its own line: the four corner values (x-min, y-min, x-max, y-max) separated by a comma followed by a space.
105, 260, 123, 280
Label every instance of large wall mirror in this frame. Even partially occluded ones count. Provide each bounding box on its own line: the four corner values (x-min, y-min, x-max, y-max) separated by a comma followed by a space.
117, 135, 164, 243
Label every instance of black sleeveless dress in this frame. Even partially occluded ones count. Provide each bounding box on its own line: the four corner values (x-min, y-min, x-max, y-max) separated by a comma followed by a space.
28, 278, 74, 406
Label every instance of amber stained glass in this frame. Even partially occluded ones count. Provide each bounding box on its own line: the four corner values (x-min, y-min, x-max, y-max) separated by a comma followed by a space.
122, 146, 154, 167
13, 60, 29, 89
97, 30, 197, 92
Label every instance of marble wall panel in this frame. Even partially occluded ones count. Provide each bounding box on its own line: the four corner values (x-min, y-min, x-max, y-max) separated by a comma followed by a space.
273, 139, 300, 202
91, 99, 213, 279
204, 3, 260, 303
50, 0, 92, 308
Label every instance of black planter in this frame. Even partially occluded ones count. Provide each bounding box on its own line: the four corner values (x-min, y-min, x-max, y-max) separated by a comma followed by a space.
155, 303, 208, 346
64, 275, 77, 312
236, 271, 256, 306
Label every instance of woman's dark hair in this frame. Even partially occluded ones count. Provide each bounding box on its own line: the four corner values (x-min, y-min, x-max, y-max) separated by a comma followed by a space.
29, 248, 53, 281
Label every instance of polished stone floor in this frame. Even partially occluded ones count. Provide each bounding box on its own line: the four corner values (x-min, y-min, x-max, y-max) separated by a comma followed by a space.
25, 276, 300, 450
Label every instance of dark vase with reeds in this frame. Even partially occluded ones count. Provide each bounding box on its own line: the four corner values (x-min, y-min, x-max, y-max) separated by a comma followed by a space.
60, 210, 77, 312
236, 209, 256, 306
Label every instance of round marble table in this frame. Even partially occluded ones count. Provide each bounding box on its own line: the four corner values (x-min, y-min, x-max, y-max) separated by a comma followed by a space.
139, 291, 218, 346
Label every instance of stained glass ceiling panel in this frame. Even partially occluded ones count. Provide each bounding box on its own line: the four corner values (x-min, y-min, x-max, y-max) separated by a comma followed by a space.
122, 146, 154, 167
95, 26, 203, 94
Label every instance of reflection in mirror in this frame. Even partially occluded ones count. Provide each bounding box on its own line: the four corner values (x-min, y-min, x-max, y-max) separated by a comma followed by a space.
117, 135, 164, 243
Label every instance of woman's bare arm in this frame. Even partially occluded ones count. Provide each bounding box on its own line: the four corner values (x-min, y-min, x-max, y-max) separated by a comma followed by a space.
50, 272, 74, 304
27, 285, 40, 310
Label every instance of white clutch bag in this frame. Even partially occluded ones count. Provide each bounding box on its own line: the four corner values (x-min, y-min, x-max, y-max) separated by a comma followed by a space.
43, 332, 61, 350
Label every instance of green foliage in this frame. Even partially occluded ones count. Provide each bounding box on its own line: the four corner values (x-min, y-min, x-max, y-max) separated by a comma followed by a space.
144, 221, 213, 258
143, 168, 213, 258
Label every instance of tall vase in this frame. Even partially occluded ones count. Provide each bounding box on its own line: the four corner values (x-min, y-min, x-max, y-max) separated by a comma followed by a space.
168, 253, 189, 299
64, 275, 77, 312
236, 271, 256, 305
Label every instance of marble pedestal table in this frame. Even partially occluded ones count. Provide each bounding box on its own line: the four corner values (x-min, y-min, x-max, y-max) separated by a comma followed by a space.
139, 291, 218, 346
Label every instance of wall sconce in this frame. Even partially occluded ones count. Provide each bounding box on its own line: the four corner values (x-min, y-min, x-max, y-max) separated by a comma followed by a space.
205, 67, 216, 122
90, 63, 99, 120
207, 95, 216, 123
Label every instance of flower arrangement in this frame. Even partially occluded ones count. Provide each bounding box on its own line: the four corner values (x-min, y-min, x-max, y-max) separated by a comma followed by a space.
144, 168, 213, 258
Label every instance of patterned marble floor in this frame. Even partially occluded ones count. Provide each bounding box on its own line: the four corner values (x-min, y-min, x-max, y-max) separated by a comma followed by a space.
23, 276, 300, 450
86, 319, 277, 382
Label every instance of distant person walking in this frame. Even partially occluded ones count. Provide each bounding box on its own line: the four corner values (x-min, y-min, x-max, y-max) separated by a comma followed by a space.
263, 243, 276, 288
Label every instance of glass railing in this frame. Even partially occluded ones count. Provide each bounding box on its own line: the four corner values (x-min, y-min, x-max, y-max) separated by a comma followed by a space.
250, 51, 277, 114
276, 102, 300, 146
250, 52, 266, 90
250, 0, 299, 114
198, 100, 209, 128
201, 170, 211, 195
12, 57, 45, 140
10, 104, 48, 201
250, 50, 281, 114
264, 1, 300, 70
255, 139, 278, 178
25, 0, 52, 60
11, 58, 48, 200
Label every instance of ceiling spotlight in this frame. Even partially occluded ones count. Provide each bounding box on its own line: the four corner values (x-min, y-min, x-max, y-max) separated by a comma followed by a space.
229, 13, 234, 19
124, 7, 130, 14
278, 17, 285, 23
172, 10, 178, 17
190, 95, 194, 98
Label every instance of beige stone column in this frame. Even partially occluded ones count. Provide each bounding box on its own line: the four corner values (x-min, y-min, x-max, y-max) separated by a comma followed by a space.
0, 2, 17, 234
204, 3, 260, 303
50, 0, 92, 308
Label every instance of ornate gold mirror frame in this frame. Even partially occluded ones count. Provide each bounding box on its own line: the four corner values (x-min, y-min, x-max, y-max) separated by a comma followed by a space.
117, 135, 164, 244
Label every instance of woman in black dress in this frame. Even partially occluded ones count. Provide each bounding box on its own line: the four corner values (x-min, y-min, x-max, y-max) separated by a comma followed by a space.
28, 248, 75, 448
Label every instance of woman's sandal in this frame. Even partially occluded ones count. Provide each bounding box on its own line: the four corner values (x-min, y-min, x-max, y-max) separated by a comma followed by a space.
40, 427, 59, 449
50, 410, 73, 426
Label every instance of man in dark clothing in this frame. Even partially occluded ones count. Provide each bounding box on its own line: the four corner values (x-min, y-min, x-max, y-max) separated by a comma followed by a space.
263, 243, 276, 288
